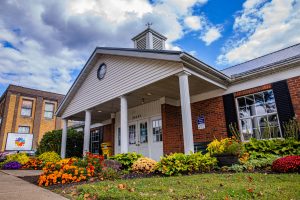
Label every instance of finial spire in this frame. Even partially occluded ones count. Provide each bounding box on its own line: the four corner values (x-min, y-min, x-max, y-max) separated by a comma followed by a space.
145, 22, 153, 29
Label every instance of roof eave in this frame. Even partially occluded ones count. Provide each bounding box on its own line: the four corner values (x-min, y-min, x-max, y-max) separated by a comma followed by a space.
230, 56, 300, 82
180, 53, 231, 82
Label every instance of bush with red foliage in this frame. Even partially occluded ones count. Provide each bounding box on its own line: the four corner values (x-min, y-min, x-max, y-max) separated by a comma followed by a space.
272, 155, 300, 173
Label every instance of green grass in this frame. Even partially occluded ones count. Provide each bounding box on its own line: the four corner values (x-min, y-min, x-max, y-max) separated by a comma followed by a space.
59, 173, 300, 200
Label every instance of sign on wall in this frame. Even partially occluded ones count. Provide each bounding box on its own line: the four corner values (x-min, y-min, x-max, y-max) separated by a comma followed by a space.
5, 133, 33, 151
197, 115, 205, 130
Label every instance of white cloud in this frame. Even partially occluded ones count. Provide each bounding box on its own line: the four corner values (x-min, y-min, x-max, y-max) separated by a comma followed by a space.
200, 27, 222, 45
0, 0, 211, 94
184, 16, 203, 30
218, 0, 300, 65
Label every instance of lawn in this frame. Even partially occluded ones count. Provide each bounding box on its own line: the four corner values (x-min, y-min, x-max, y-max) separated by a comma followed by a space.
56, 173, 300, 200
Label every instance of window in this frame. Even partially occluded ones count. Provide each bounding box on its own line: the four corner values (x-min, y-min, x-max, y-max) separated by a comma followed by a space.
152, 119, 162, 142
18, 126, 30, 134
21, 99, 33, 117
236, 90, 282, 141
129, 125, 136, 144
44, 103, 55, 119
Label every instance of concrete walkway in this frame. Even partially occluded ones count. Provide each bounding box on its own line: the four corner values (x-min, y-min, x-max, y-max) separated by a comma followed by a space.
0, 171, 68, 200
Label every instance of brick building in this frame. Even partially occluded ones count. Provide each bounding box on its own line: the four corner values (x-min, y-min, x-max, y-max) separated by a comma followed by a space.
55, 28, 300, 160
0, 85, 64, 151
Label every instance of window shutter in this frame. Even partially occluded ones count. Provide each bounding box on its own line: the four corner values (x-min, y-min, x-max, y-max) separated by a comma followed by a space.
222, 93, 238, 137
272, 80, 295, 136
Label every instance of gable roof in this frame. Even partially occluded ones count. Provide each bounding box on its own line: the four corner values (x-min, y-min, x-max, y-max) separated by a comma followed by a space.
56, 43, 300, 117
221, 43, 300, 77
56, 47, 230, 117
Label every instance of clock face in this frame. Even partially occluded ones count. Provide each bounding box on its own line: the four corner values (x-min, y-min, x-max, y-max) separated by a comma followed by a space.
97, 63, 107, 80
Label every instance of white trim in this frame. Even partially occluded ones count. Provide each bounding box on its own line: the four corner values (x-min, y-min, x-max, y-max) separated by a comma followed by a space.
190, 66, 300, 103
183, 67, 228, 89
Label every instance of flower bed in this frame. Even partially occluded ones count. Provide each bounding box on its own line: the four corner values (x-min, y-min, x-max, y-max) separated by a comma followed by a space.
38, 153, 104, 186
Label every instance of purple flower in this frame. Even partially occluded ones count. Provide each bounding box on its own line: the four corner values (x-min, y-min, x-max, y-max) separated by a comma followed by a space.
2, 161, 22, 170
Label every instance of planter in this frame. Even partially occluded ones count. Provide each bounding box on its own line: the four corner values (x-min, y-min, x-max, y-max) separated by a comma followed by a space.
214, 154, 239, 167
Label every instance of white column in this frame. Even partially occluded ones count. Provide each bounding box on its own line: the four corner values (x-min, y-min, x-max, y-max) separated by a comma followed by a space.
178, 71, 194, 154
83, 110, 92, 155
60, 119, 68, 158
120, 96, 129, 153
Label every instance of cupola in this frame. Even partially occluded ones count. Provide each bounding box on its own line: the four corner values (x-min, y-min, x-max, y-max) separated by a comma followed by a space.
132, 23, 167, 50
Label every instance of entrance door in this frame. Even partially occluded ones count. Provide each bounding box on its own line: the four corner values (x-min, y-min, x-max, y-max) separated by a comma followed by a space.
128, 123, 138, 153
150, 118, 163, 161
137, 120, 149, 157
90, 127, 103, 154
128, 120, 150, 157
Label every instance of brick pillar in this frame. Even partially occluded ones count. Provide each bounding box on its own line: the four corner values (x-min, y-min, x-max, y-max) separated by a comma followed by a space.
12, 94, 20, 132
32, 96, 43, 149
161, 104, 184, 155
287, 76, 300, 122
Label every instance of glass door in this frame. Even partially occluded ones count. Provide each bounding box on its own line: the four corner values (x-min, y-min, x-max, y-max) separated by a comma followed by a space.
137, 120, 149, 157
90, 127, 103, 154
128, 123, 138, 153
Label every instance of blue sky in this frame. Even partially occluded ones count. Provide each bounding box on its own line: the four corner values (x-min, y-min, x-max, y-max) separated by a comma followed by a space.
0, 0, 299, 95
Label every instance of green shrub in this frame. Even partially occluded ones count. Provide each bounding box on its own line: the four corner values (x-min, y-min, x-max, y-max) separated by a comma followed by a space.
157, 152, 217, 176
36, 129, 83, 158
109, 152, 142, 170
207, 138, 243, 156
38, 151, 61, 163
228, 154, 280, 172
244, 138, 300, 156
6, 153, 29, 165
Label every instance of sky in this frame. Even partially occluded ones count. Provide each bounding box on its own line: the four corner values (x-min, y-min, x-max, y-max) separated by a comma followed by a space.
0, 0, 300, 95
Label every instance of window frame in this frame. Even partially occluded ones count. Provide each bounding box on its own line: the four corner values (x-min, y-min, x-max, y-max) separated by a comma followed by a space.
235, 89, 282, 141
44, 102, 55, 119
21, 99, 33, 117
18, 126, 30, 134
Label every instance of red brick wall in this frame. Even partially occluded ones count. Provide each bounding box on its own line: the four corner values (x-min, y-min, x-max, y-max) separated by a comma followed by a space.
191, 96, 227, 142
234, 84, 272, 97
287, 76, 300, 122
161, 96, 227, 154
161, 104, 184, 154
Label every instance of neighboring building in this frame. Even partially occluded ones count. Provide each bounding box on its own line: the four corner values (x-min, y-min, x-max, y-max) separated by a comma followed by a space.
0, 85, 64, 151
55, 27, 300, 160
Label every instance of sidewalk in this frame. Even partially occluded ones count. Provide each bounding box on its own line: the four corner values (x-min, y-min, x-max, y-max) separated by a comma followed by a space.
0, 171, 68, 200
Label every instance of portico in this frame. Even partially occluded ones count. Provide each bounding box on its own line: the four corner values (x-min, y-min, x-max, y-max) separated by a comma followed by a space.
57, 27, 229, 159
58, 64, 227, 159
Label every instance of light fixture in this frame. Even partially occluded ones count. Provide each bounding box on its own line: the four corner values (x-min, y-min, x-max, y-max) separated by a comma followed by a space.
97, 110, 102, 113
146, 92, 152, 96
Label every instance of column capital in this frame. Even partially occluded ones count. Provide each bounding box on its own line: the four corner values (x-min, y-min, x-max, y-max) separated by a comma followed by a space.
177, 71, 191, 77
119, 95, 127, 99
85, 109, 92, 113
111, 113, 116, 119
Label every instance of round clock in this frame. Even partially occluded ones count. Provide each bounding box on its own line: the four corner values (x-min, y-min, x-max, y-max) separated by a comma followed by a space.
97, 63, 107, 80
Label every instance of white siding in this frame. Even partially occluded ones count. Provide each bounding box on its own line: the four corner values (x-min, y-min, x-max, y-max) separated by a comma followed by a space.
62, 55, 182, 118
115, 99, 162, 126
